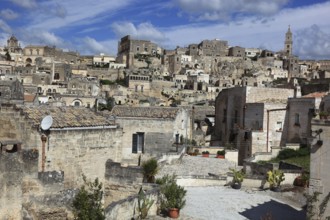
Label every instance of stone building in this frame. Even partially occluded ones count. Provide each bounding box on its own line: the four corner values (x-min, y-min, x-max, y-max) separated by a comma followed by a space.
0, 79, 24, 105
117, 35, 160, 68
214, 86, 294, 164
282, 97, 316, 145
67, 77, 100, 97
284, 26, 293, 56
23, 45, 55, 66
198, 39, 228, 57
228, 46, 245, 57
5, 35, 23, 54
309, 116, 330, 218
108, 106, 191, 164
0, 105, 122, 183
0, 62, 13, 77
0, 105, 123, 219
128, 74, 150, 93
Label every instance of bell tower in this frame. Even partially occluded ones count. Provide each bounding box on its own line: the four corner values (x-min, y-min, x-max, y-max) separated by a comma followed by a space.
284, 25, 293, 56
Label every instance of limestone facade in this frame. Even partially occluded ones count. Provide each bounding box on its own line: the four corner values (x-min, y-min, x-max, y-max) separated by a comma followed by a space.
310, 118, 330, 218
108, 106, 191, 164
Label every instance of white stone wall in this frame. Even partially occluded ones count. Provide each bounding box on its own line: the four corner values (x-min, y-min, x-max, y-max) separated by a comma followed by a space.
117, 109, 190, 162
42, 128, 123, 187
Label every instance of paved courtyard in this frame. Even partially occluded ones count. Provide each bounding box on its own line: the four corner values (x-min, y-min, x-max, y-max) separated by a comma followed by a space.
155, 155, 307, 220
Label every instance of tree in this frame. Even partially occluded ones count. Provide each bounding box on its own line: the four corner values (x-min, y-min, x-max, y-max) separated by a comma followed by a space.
98, 97, 115, 111
72, 175, 105, 220
5, 51, 11, 61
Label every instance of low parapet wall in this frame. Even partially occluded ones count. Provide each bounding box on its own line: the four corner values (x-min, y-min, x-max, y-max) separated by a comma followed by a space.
104, 187, 159, 220
176, 175, 227, 187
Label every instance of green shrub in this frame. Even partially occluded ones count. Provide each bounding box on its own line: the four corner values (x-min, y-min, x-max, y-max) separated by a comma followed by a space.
277, 147, 310, 160
156, 174, 186, 210
72, 175, 105, 220
277, 148, 298, 159
297, 147, 310, 157
141, 158, 159, 183
217, 150, 225, 156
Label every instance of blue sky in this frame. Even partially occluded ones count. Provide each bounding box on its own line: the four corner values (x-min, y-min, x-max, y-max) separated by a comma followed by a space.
0, 0, 330, 59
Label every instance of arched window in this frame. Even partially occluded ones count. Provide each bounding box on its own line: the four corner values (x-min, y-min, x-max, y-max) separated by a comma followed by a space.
74, 101, 80, 106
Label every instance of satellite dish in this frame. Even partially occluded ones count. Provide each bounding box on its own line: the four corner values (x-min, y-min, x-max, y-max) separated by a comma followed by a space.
41, 115, 53, 130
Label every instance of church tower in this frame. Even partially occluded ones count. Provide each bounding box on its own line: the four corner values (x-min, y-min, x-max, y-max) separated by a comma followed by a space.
284, 26, 293, 56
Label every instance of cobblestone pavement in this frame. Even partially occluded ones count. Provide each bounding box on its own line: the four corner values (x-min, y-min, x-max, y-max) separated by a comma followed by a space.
156, 155, 238, 178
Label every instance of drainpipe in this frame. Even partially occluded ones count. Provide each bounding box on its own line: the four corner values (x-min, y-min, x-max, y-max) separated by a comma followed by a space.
41, 134, 47, 172
266, 108, 287, 152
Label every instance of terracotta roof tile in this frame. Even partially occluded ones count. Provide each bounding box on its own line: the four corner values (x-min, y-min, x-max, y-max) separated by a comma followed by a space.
24, 93, 36, 102
21, 106, 114, 128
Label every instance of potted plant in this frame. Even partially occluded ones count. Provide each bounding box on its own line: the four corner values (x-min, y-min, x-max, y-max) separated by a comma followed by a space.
230, 168, 245, 189
266, 170, 285, 192
202, 151, 210, 157
216, 150, 226, 159
319, 111, 329, 119
294, 172, 309, 188
141, 158, 159, 183
156, 175, 186, 219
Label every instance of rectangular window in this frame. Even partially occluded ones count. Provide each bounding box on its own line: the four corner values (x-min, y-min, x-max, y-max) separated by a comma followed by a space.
132, 132, 144, 153
276, 121, 282, 131
294, 113, 300, 125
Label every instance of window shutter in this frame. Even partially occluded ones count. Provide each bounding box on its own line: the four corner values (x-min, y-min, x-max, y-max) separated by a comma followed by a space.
132, 133, 137, 153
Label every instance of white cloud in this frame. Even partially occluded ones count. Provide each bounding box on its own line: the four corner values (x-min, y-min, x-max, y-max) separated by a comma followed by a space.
158, 1, 330, 58
111, 22, 167, 43
77, 37, 117, 55
28, 0, 133, 30
173, 0, 289, 21
10, 0, 37, 9
295, 25, 330, 60
17, 29, 67, 49
0, 19, 12, 33
0, 9, 19, 20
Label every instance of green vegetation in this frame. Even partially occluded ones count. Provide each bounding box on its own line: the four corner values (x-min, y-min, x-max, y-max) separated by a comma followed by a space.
156, 174, 186, 211
72, 174, 105, 220
141, 158, 159, 183
136, 187, 154, 219
230, 168, 245, 184
98, 97, 115, 111
100, 78, 127, 87
266, 170, 285, 189
217, 150, 226, 156
258, 146, 310, 172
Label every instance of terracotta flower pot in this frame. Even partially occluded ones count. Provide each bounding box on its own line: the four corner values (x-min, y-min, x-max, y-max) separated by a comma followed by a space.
216, 155, 225, 159
168, 208, 180, 218
202, 154, 209, 157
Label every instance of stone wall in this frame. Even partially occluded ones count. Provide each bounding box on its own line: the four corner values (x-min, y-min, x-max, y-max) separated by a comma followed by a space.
285, 97, 315, 145
309, 119, 330, 217
105, 187, 159, 220
43, 128, 123, 188
105, 160, 143, 183
0, 149, 75, 220
116, 109, 190, 164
